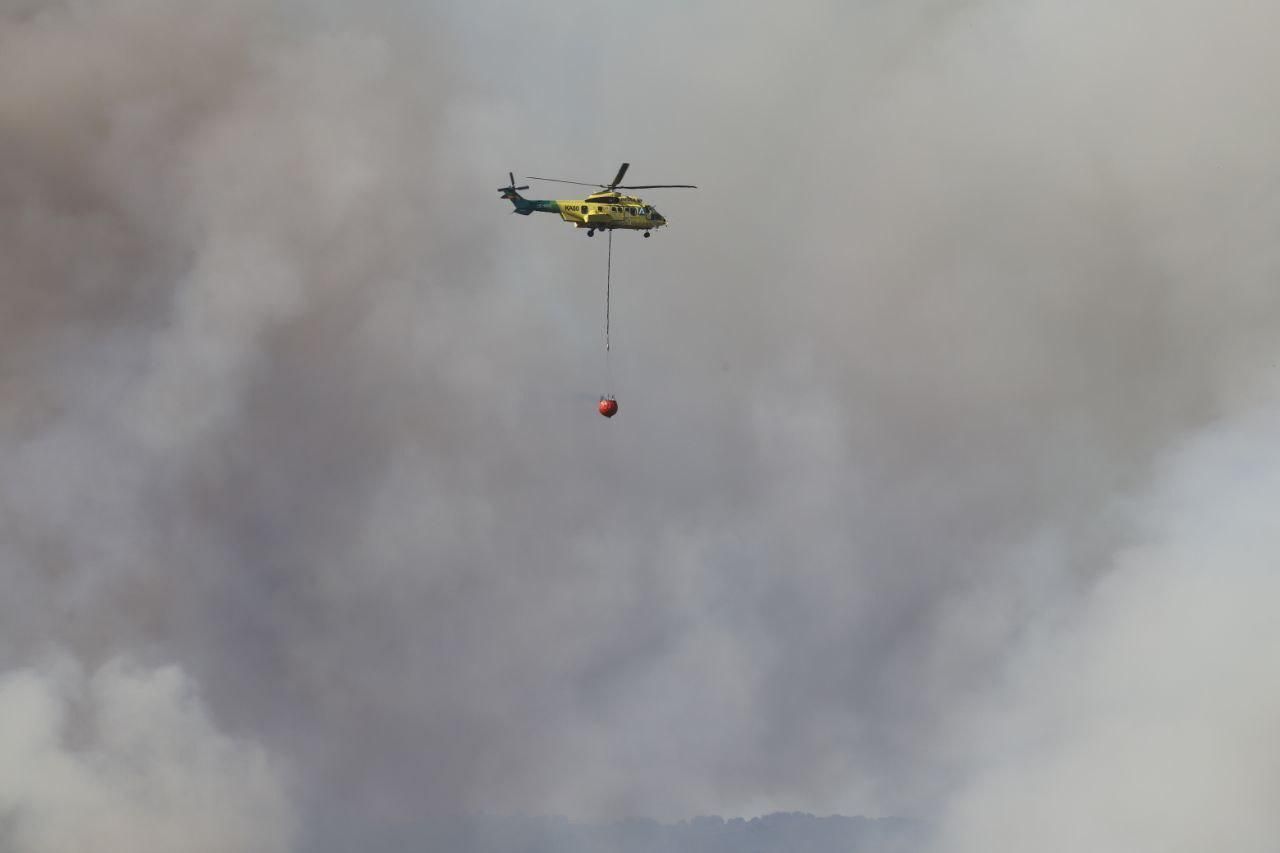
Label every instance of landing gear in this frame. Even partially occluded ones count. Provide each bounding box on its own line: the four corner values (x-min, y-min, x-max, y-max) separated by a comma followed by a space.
643, 231, 651, 238
587, 229, 595, 237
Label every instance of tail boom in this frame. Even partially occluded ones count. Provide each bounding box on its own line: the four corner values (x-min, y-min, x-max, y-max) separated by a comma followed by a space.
502, 191, 560, 216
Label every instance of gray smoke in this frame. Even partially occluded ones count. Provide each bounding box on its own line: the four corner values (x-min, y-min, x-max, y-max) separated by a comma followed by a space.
3, 0, 1280, 849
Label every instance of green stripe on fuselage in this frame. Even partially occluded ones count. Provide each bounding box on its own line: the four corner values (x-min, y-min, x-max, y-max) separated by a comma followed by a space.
522, 199, 560, 214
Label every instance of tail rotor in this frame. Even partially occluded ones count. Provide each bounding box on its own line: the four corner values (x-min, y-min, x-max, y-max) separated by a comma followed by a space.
498, 171, 529, 197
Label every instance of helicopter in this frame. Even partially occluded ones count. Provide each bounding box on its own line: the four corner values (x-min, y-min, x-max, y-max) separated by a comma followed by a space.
498, 163, 696, 237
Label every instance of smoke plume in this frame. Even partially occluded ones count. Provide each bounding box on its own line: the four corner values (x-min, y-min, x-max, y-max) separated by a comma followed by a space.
0, 657, 295, 853
2, 0, 1280, 849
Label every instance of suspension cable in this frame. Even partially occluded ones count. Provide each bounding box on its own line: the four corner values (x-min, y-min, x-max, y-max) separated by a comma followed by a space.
605, 229, 613, 394
605, 229, 612, 353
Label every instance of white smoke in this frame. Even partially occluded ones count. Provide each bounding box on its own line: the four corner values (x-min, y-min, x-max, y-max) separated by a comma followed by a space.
0, 657, 296, 853
936, 393, 1280, 852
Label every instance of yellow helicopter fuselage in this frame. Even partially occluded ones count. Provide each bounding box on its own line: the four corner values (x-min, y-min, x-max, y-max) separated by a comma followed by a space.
555, 192, 666, 231
503, 189, 667, 233
501, 163, 694, 234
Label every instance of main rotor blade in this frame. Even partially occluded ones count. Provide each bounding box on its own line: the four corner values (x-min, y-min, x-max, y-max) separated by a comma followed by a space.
509, 171, 515, 186
526, 176, 606, 187
615, 184, 698, 189
609, 162, 630, 188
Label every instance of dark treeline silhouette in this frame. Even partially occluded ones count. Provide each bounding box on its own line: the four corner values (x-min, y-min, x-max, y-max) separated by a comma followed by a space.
404, 812, 928, 853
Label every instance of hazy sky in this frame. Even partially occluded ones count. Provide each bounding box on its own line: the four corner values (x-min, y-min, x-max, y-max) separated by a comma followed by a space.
2, 2, 1280, 851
